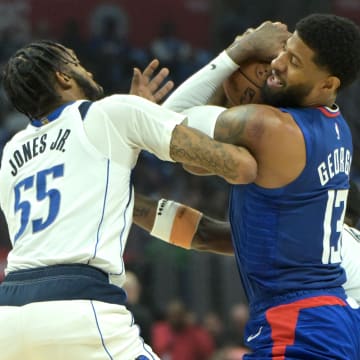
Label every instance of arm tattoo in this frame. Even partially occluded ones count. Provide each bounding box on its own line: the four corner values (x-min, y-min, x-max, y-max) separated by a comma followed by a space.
239, 87, 256, 105
170, 126, 252, 183
133, 205, 151, 218
214, 106, 256, 145
132, 194, 157, 230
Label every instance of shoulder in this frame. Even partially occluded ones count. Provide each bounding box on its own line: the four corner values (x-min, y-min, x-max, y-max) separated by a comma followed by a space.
215, 104, 307, 187
87, 95, 153, 125
222, 103, 284, 116
215, 104, 299, 147
95, 94, 156, 109
93, 94, 141, 111
94, 94, 183, 122
219, 104, 296, 131
1, 126, 30, 152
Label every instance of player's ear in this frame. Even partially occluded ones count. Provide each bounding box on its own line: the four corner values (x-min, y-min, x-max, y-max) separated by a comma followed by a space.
321, 76, 340, 92
255, 63, 271, 82
55, 71, 72, 89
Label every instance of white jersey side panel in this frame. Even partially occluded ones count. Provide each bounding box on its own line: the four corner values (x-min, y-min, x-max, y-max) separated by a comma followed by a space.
0, 95, 184, 287
342, 224, 360, 304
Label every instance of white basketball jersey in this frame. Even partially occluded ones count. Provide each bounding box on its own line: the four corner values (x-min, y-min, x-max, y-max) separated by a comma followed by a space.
0, 95, 184, 287
342, 224, 360, 303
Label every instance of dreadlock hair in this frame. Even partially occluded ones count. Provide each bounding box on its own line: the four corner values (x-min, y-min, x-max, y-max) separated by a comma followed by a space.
2, 40, 79, 120
295, 14, 360, 90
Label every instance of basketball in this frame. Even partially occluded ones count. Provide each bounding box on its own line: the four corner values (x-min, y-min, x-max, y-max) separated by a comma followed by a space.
222, 61, 271, 106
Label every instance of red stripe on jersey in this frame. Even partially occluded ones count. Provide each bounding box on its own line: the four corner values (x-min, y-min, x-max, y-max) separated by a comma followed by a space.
317, 106, 340, 118
265, 295, 346, 360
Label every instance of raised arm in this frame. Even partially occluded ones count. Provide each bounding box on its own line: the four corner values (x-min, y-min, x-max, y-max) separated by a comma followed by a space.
129, 59, 174, 103
133, 193, 234, 255
163, 21, 290, 112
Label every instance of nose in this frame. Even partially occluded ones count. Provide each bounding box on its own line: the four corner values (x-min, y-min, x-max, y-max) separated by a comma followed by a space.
271, 51, 287, 72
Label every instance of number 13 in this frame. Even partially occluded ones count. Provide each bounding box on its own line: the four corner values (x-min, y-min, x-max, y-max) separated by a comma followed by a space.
322, 189, 348, 264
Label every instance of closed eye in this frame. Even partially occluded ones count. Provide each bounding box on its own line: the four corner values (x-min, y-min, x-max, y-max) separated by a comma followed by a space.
290, 56, 300, 67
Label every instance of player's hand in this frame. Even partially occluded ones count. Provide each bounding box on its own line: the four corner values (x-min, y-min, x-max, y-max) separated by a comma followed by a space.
226, 21, 291, 63
129, 59, 174, 104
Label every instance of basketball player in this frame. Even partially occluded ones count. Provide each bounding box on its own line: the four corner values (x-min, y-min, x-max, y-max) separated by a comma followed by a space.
134, 14, 360, 359
0, 24, 288, 360
133, 182, 360, 305
132, 28, 360, 307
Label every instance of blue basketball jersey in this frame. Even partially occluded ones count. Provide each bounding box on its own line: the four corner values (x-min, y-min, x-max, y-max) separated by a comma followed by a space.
229, 106, 353, 308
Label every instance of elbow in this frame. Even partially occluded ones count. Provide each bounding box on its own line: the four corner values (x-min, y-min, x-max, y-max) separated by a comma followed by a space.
226, 154, 258, 185
241, 155, 258, 183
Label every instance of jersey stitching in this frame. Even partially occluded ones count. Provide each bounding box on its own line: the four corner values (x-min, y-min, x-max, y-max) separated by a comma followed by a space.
90, 300, 114, 360
88, 159, 110, 262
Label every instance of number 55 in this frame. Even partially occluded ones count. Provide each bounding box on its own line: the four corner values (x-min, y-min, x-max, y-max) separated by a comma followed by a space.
14, 164, 64, 242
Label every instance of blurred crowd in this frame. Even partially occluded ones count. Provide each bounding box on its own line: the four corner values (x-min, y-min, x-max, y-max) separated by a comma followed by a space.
124, 270, 251, 360
0, 6, 359, 359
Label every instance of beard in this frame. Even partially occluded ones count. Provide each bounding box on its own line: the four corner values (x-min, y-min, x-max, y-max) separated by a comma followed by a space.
70, 71, 104, 101
261, 82, 312, 108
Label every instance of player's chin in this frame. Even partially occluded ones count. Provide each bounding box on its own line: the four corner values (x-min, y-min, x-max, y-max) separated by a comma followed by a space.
96, 85, 105, 99
89, 85, 105, 101
262, 83, 284, 97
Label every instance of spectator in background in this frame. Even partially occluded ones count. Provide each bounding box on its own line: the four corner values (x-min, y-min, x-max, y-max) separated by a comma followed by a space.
152, 299, 215, 360
60, 19, 89, 69
32, 20, 53, 42
202, 311, 228, 349
88, 16, 132, 93
210, 346, 250, 360
0, 26, 28, 67
150, 21, 191, 84
225, 304, 249, 349
123, 271, 154, 344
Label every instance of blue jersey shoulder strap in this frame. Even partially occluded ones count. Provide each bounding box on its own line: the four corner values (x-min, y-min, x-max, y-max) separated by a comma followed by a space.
78, 101, 92, 121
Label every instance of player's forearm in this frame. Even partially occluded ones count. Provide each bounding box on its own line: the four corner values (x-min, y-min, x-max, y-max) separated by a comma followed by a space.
170, 124, 257, 185
193, 216, 234, 255
162, 51, 239, 112
180, 104, 226, 177
133, 193, 157, 232
133, 194, 234, 255
182, 164, 214, 176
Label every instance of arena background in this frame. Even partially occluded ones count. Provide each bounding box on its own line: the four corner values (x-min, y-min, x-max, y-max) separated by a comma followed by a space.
0, 0, 359, 355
